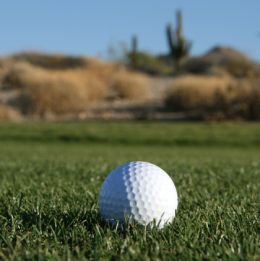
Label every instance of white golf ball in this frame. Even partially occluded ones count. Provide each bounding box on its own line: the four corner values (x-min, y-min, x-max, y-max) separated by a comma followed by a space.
99, 161, 178, 229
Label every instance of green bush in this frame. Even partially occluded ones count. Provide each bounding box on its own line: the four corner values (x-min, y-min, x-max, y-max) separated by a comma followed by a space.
127, 51, 172, 75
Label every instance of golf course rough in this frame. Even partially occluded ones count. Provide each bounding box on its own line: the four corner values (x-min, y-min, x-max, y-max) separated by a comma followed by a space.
99, 161, 178, 228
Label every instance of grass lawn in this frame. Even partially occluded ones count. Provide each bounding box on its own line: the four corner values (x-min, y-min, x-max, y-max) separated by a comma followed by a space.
0, 122, 260, 260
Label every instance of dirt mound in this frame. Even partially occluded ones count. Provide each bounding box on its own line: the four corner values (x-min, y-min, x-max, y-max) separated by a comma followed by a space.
182, 46, 260, 77
204, 46, 248, 65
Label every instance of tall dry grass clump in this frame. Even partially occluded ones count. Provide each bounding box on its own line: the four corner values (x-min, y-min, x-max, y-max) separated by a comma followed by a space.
204, 80, 260, 120
112, 71, 149, 99
2, 62, 46, 89
225, 58, 260, 78
165, 75, 233, 111
165, 75, 260, 120
0, 103, 21, 121
1, 55, 150, 118
9, 62, 108, 115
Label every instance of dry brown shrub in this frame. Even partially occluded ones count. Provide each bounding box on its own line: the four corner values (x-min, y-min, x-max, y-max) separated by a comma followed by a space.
2, 62, 45, 89
204, 80, 260, 120
165, 75, 260, 120
2, 58, 150, 116
12, 62, 108, 115
0, 103, 21, 121
83, 59, 123, 87
165, 75, 234, 111
2, 57, 118, 88
112, 71, 149, 99
225, 58, 260, 78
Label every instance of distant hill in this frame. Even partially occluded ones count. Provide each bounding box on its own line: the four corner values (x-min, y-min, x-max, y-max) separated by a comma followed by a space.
203, 46, 248, 65
181, 46, 260, 77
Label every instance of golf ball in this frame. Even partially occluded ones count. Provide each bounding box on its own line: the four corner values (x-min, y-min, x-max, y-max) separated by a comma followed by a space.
99, 161, 178, 228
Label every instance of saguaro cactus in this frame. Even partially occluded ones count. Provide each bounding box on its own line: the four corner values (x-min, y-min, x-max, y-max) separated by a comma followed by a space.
166, 10, 192, 72
129, 35, 138, 70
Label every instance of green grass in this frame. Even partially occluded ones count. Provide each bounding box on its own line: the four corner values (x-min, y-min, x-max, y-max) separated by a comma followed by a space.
1, 122, 260, 146
0, 122, 260, 260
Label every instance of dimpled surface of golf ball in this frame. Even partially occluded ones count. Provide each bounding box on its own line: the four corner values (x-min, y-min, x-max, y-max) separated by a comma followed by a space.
99, 161, 178, 228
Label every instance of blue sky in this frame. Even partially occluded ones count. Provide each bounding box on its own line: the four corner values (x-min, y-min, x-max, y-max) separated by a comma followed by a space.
1, 1, 259, 62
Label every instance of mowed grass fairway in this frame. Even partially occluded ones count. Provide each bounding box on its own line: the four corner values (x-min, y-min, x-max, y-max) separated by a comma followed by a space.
0, 122, 260, 260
